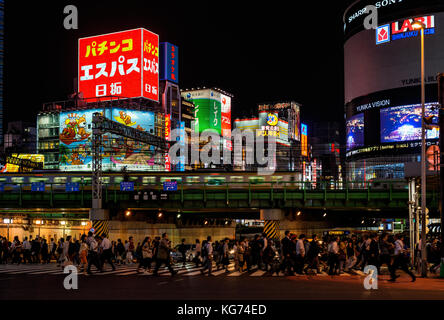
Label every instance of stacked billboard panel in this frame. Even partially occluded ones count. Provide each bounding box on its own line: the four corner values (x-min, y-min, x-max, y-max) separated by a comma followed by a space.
78, 28, 159, 101
59, 108, 163, 171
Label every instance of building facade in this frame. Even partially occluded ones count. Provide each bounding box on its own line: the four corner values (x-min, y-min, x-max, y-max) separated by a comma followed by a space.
233, 101, 303, 173
344, 0, 444, 181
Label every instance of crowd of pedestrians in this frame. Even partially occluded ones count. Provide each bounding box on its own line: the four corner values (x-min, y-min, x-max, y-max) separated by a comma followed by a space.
0, 231, 441, 280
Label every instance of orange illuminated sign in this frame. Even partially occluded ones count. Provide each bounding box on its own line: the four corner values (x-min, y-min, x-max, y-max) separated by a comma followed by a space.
301, 123, 308, 157
165, 114, 171, 171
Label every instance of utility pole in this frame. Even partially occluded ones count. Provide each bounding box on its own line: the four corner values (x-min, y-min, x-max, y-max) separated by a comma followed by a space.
438, 73, 444, 277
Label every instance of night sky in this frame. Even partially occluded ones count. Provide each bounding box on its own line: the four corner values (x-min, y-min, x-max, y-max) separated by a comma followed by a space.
4, 0, 353, 126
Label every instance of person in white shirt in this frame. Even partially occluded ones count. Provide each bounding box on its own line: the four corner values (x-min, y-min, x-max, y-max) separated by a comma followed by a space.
327, 237, 340, 275
194, 239, 202, 268
295, 234, 306, 274
389, 235, 416, 282
87, 235, 102, 274
22, 237, 32, 264
100, 235, 115, 271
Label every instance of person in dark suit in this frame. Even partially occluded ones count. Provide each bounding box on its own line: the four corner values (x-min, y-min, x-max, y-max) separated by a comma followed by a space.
281, 230, 294, 275
305, 234, 321, 274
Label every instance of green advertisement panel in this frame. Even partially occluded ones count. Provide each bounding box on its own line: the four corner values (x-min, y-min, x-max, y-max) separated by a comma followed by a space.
182, 89, 221, 134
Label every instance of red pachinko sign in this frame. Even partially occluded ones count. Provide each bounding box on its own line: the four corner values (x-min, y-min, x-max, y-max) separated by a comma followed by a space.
78, 28, 159, 102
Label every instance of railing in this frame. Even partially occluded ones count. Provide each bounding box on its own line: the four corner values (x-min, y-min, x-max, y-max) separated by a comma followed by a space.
0, 180, 409, 191
0, 180, 427, 211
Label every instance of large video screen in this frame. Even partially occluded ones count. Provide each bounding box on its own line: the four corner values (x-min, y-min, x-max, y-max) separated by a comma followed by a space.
346, 113, 364, 151
59, 108, 161, 171
380, 103, 439, 143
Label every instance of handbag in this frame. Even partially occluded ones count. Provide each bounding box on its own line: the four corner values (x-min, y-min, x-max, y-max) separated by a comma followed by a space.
157, 247, 168, 260
142, 248, 153, 259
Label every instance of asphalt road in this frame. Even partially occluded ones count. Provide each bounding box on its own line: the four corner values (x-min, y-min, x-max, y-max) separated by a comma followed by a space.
1, 271, 443, 300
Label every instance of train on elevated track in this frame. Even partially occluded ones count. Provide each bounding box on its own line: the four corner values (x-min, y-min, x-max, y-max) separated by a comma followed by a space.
0, 171, 407, 191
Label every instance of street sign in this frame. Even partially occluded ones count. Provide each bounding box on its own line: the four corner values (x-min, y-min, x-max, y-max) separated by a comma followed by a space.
31, 182, 45, 192
65, 182, 80, 192
146, 191, 169, 200
120, 181, 134, 191
163, 181, 177, 191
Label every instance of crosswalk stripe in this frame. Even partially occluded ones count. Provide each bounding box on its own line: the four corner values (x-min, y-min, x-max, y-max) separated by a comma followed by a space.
27, 269, 63, 275
209, 269, 229, 276
0, 263, 384, 279
250, 270, 267, 277
95, 268, 136, 275
184, 270, 204, 276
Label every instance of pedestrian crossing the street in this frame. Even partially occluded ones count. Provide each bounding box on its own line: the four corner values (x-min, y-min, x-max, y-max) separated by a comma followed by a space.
0, 263, 365, 278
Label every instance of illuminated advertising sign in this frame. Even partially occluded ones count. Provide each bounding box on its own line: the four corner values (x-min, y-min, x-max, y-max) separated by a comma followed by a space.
302, 161, 306, 181
257, 102, 300, 142
78, 28, 159, 102
293, 102, 301, 142
182, 89, 221, 134
160, 42, 179, 83
376, 16, 435, 45
301, 123, 308, 157
380, 103, 439, 143
234, 118, 259, 131
165, 114, 171, 172
257, 113, 280, 138
177, 121, 185, 172
59, 108, 158, 171
346, 113, 364, 151
257, 112, 289, 145
220, 94, 232, 150
0, 154, 44, 173
312, 158, 317, 188
427, 145, 440, 171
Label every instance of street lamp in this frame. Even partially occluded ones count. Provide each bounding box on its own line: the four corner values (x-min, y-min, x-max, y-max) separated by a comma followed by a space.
3, 218, 12, 240
412, 20, 428, 277
34, 219, 43, 236
81, 221, 87, 235
60, 220, 67, 238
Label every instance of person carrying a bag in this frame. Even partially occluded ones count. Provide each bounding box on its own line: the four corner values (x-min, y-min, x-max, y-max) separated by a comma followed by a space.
137, 237, 153, 273
153, 233, 176, 276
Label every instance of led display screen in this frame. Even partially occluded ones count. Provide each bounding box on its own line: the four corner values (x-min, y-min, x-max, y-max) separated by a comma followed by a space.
346, 113, 365, 151
380, 103, 439, 143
